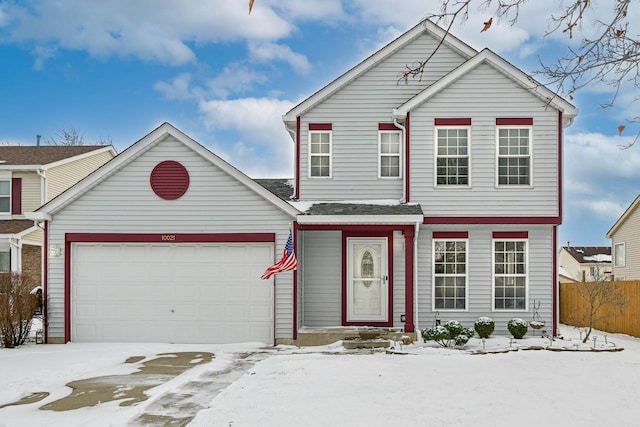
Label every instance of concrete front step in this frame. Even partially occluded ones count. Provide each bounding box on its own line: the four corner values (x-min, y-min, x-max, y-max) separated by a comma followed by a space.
293, 327, 415, 347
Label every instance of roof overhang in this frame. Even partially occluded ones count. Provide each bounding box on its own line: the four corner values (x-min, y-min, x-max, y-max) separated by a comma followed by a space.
297, 214, 424, 225
606, 194, 640, 238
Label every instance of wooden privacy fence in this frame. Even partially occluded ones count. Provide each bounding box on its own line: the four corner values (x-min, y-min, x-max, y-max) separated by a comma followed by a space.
560, 280, 640, 338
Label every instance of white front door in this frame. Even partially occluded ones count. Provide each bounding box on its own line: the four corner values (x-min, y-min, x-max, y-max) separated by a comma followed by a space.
346, 238, 388, 322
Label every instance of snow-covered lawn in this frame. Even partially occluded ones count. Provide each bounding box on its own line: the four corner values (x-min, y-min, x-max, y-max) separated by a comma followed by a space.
1, 324, 638, 427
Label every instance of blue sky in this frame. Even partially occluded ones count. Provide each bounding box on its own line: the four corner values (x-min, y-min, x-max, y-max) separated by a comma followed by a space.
1, 1, 638, 247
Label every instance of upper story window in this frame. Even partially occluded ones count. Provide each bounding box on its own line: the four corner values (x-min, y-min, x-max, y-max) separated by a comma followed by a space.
379, 130, 401, 178
434, 118, 471, 187
0, 180, 10, 213
433, 232, 468, 311
614, 242, 625, 267
493, 232, 528, 310
496, 118, 533, 186
308, 123, 332, 178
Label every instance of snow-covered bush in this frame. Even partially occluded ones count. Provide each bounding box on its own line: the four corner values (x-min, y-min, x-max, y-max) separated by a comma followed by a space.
421, 320, 474, 348
0, 272, 39, 348
474, 317, 495, 338
507, 318, 528, 339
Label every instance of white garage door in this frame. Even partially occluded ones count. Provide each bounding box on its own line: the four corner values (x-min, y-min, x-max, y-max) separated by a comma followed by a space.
72, 242, 274, 344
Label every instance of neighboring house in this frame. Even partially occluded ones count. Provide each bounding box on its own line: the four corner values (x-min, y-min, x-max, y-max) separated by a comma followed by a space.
558, 246, 612, 282
606, 194, 640, 280
31, 20, 576, 345
0, 145, 115, 284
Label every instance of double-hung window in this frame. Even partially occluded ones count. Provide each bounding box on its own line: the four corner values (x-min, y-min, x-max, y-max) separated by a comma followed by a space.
493, 233, 528, 310
379, 130, 401, 178
435, 119, 470, 186
433, 233, 468, 310
309, 124, 332, 178
0, 180, 10, 214
496, 119, 532, 186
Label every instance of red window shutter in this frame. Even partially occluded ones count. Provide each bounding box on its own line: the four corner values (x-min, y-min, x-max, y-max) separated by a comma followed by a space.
11, 177, 22, 215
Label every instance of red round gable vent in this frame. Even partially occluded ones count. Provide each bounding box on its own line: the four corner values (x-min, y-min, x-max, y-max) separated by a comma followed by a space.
150, 160, 190, 200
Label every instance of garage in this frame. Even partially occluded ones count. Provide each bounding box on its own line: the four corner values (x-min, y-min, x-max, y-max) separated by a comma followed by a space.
71, 242, 275, 344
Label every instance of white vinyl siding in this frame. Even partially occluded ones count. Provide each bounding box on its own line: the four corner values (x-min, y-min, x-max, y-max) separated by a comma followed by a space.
298, 32, 467, 200
410, 64, 560, 216
432, 239, 468, 310
497, 126, 532, 186
492, 239, 528, 311
309, 131, 332, 178
435, 127, 470, 186
417, 226, 551, 336
379, 131, 401, 178
45, 136, 293, 342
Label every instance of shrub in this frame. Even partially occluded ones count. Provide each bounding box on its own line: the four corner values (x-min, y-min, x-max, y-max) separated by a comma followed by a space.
421, 320, 474, 348
0, 272, 39, 348
507, 318, 528, 339
474, 317, 495, 338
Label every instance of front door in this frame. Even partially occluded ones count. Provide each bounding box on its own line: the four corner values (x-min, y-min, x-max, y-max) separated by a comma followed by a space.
346, 238, 388, 322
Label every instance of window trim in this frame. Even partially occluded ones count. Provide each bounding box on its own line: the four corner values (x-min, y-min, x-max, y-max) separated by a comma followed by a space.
434, 125, 472, 188
378, 130, 402, 179
614, 242, 626, 267
0, 172, 11, 216
492, 237, 529, 312
308, 130, 333, 178
432, 237, 469, 312
495, 125, 534, 188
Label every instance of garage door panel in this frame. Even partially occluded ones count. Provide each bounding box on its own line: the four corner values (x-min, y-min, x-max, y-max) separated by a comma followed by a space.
72, 242, 274, 344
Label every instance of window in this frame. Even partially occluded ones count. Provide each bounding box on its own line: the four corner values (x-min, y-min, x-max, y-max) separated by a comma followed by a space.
589, 266, 600, 279
433, 239, 467, 310
379, 131, 401, 178
0, 251, 9, 272
436, 127, 469, 186
497, 127, 531, 185
493, 239, 527, 310
309, 131, 332, 177
0, 180, 9, 213
614, 242, 625, 267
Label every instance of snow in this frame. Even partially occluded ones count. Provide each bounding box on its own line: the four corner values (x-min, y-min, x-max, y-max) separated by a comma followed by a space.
2, 324, 640, 426
583, 254, 612, 262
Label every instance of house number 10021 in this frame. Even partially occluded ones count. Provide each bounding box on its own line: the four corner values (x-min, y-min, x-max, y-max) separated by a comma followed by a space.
161, 235, 176, 241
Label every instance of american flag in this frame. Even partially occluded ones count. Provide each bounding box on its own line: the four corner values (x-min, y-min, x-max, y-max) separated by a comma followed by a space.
261, 231, 297, 280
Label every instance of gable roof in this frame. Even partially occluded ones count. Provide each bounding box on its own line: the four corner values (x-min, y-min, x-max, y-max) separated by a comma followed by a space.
30, 123, 299, 219
561, 246, 612, 264
282, 20, 477, 124
0, 145, 115, 168
393, 48, 578, 126
606, 194, 640, 238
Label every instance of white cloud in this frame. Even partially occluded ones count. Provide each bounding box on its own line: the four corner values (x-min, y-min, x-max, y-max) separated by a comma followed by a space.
206, 64, 268, 99
1, 0, 293, 66
248, 41, 311, 74
198, 97, 295, 177
153, 73, 196, 101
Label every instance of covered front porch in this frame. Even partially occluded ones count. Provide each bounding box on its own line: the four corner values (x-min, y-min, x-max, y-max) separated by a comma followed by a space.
289, 202, 423, 346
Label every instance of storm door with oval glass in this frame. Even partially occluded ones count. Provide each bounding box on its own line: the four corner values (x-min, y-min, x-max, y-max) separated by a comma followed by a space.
346, 238, 388, 322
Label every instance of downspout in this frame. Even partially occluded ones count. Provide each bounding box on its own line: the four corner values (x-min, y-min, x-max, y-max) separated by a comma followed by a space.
285, 125, 297, 200
393, 118, 407, 203
36, 169, 46, 205
413, 221, 420, 333
9, 237, 20, 272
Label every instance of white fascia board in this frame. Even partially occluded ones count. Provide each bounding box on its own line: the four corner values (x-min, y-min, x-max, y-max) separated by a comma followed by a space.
41, 146, 117, 170
35, 122, 299, 218
393, 49, 578, 125
283, 20, 477, 123
25, 211, 52, 221
606, 194, 640, 238
297, 214, 424, 225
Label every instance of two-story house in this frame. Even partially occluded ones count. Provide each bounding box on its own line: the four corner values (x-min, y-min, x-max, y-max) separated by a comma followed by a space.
0, 146, 115, 283
558, 246, 612, 282
607, 194, 640, 280
31, 20, 576, 345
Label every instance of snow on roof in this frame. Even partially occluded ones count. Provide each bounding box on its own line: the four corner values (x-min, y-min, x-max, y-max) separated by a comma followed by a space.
583, 254, 612, 263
